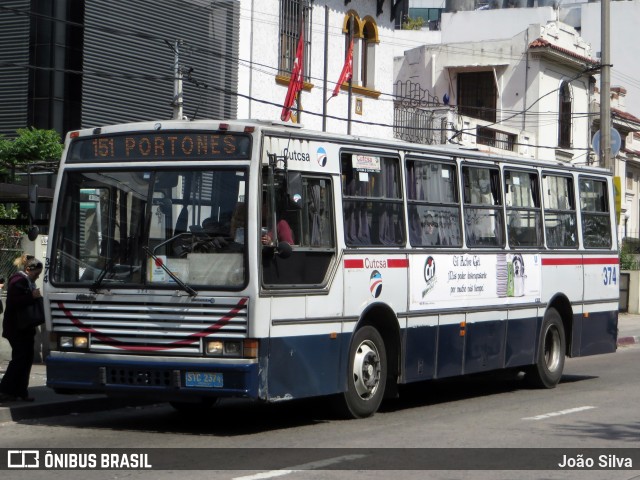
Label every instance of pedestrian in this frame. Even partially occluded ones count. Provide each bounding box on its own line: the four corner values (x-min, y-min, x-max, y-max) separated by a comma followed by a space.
0, 254, 45, 402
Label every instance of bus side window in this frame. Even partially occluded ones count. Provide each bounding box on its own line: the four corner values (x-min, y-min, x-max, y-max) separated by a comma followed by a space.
504, 170, 543, 247
462, 166, 504, 247
262, 174, 336, 287
406, 159, 461, 247
542, 174, 578, 249
341, 152, 405, 247
579, 177, 611, 249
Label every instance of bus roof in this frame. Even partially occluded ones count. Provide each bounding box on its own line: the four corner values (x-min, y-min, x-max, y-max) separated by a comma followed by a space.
66, 118, 611, 176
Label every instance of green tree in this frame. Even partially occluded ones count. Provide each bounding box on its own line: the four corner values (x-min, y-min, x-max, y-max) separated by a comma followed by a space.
402, 15, 426, 31
620, 241, 638, 270
0, 204, 22, 249
0, 127, 63, 180
0, 128, 63, 249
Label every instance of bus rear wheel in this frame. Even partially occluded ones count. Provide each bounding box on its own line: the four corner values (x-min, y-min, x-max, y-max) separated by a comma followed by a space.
526, 308, 565, 388
336, 326, 387, 419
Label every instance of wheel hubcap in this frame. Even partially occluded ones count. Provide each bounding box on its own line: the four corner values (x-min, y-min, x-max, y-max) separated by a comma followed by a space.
352, 340, 381, 399
544, 326, 561, 372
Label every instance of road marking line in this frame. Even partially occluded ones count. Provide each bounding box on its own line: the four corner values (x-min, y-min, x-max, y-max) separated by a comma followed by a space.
232, 454, 366, 480
522, 405, 596, 421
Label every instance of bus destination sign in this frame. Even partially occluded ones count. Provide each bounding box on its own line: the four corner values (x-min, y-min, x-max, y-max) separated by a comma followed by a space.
68, 132, 252, 163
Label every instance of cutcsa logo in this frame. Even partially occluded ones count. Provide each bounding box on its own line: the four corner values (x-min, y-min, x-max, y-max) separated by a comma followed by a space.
369, 270, 382, 298
316, 147, 327, 167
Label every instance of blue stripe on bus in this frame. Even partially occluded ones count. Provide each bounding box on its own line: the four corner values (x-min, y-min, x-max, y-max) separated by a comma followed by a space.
46, 308, 618, 402
406, 316, 538, 381
464, 320, 507, 374
572, 310, 618, 356
504, 316, 539, 368
403, 325, 438, 382
268, 334, 346, 400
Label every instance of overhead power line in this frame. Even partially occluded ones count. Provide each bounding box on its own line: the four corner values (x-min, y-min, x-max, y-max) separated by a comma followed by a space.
0, 3, 606, 154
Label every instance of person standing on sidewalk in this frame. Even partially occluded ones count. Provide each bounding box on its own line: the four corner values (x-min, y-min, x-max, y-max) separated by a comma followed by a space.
0, 255, 44, 402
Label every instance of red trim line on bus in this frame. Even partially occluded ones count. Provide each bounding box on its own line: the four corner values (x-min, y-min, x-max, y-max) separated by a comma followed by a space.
344, 259, 409, 269
541, 257, 619, 266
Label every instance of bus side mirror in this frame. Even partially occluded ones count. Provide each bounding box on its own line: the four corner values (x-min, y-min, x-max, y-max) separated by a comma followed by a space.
28, 184, 38, 222
27, 226, 39, 241
28, 184, 39, 241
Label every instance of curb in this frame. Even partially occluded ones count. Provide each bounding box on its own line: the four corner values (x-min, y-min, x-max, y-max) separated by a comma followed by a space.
617, 336, 639, 346
0, 396, 151, 423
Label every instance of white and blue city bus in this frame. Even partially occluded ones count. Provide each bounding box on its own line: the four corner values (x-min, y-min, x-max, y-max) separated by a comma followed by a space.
44, 119, 619, 418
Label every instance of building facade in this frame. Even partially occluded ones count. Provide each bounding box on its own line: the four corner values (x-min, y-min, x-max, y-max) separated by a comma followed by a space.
394, 8, 597, 163
0, 0, 408, 141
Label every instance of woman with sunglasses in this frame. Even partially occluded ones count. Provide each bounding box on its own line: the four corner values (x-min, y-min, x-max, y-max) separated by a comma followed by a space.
0, 254, 44, 402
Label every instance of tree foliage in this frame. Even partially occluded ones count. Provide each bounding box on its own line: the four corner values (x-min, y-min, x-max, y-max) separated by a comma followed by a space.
0, 204, 22, 250
402, 16, 426, 31
620, 240, 639, 270
0, 128, 63, 249
0, 127, 63, 179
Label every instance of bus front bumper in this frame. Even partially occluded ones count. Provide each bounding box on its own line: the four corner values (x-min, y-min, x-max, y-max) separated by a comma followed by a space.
46, 352, 262, 402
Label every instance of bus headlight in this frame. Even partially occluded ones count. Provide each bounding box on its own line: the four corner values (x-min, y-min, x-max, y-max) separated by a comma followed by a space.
205, 340, 224, 355
205, 339, 255, 358
59, 335, 89, 349
223, 340, 242, 356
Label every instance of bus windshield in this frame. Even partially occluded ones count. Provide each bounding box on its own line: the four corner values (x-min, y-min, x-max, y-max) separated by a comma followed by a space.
51, 168, 247, 289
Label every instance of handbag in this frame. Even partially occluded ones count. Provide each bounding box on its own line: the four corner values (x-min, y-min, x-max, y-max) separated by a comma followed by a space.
19, 297, 45, 329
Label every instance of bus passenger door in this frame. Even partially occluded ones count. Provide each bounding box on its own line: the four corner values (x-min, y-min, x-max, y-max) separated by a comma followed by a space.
263, 171, 342, 399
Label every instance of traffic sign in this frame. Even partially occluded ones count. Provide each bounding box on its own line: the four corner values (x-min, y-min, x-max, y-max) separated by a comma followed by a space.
592, 128, 622, 157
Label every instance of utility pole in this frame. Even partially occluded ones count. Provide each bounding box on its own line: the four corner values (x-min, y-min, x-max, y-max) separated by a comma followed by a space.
172, 39, 184, 120
347, 18, 353, 136
322, 6, 328, 132
600, 0, 611, 171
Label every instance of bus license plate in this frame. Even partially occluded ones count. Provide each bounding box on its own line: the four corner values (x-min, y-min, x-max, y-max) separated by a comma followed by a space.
185, 372, 223, 388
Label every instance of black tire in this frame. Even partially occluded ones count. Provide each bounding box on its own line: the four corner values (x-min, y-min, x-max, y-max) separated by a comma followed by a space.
526, 308, 566, 388
170, 398, 218, 413
336, 326, 387, 419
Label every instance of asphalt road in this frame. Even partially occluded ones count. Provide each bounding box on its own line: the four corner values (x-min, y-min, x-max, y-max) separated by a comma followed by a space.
1, 344, 639, 480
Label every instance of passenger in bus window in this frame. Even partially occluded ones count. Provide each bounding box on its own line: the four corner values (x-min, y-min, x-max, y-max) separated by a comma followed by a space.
438, 213, 452, 246
420, 213, 439, 245
261, 193, 294, 246
262, 218, 294, 245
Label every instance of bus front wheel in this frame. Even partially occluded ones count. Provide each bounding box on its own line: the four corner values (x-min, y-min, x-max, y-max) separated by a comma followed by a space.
336, 326, 387, 419
526, 308, 566, 388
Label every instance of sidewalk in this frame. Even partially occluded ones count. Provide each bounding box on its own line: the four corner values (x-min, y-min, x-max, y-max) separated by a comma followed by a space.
1, 313, 639, 423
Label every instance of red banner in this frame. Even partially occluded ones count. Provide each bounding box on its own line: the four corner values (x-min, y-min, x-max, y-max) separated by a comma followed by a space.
280, 28, 305, 122
331, 38, 354, 98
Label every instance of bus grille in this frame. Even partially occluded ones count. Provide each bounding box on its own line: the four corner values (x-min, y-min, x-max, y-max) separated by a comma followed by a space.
49, 297, 248, 356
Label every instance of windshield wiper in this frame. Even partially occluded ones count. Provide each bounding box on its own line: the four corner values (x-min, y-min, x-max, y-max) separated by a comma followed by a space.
91, 261, 112, 293
142, 246, 198, 297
